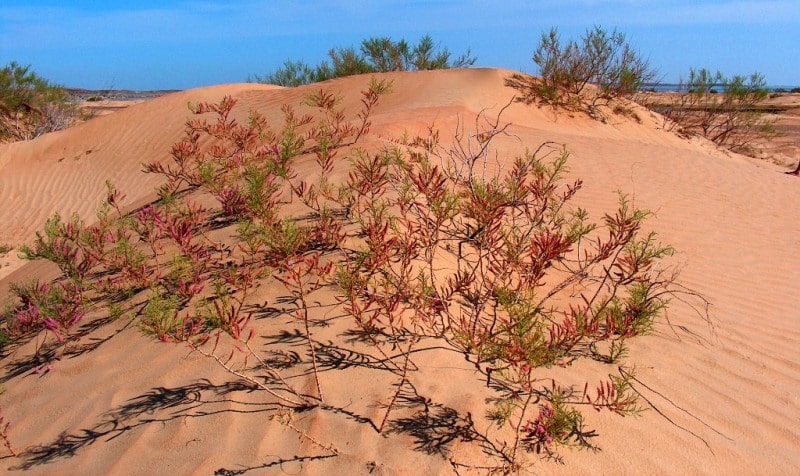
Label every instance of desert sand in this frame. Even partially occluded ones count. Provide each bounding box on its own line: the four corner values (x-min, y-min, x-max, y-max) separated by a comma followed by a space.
0, 69, 798, 474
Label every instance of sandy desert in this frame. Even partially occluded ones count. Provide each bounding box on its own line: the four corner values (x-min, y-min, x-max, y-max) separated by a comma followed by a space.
0, 69, 798, 474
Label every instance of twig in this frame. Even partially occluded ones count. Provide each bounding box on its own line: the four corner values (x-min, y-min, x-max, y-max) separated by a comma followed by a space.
273, 409, 339, 456
621, 367, 731, 443
378, 341, 413, 433
191, 344, 311, 408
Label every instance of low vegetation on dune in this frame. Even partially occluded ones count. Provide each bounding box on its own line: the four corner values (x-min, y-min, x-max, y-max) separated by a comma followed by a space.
642, 68, 779, 155
0, 73, 710, 472
252, 34, 477, 87
504, 26, 791, 169
505, 26, 657, 120
0, 62, 83, 142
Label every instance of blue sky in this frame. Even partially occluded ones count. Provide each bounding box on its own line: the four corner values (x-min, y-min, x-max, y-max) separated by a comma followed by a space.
1, 1, 798, 90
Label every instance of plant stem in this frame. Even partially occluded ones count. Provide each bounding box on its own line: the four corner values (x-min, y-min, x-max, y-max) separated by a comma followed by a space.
378, 342, 413, 433
191, 344, 311, 408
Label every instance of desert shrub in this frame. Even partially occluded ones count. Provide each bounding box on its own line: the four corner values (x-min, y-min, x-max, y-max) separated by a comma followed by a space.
359, 35, 475, 71
3, 279, 86, 344
0, 62, 81, 141
652, 68, 776, 153
254, 35, 476, 86
3, 81, 701, 471
325, 46, 376, 79
335, 111, 679, 466
254, 60, 331, 87
523, 26, 656, 116
140, 89, 676, 467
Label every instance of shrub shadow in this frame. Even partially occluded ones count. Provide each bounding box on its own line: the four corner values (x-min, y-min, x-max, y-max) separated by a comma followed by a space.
504, 73, 540, 105
384, 381, 478, 457
11, 379, 267, 470
214, 453, 337, 475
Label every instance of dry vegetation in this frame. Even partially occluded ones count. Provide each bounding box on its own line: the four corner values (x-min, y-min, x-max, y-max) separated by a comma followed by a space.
640, 68, 779, 155
0, 77, 705, 472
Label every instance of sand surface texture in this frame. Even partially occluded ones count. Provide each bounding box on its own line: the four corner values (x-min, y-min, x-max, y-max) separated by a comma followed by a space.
0, 69, 798, 474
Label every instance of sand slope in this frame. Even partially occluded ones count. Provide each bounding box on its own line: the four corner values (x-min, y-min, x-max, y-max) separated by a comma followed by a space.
1, 69, 798, 474
0, 83, 281, 245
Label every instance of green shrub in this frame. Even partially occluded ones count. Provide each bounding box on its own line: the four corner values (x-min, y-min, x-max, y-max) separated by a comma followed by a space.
527, 26, 656, 115
254, 35, 476, 86
0, 62, 81, 141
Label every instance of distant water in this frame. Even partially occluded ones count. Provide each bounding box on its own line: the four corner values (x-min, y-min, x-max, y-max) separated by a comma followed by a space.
642, 83, 800, 93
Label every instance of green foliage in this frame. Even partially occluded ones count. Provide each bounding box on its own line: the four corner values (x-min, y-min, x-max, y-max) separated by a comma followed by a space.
360, 35, 475, 72
591, 338, 629, 364
530, 26, 656, 115
0, 330, 10, 352
253, 60, 327, 87
19, 213, 88, 282
0, 61, 80, 141
138, 288, 182, 342
523, 393, 585, 451
3, 279, 86, 342
0, 62, 62, 113
327, 46, 375, 78
254, 35, 476, 86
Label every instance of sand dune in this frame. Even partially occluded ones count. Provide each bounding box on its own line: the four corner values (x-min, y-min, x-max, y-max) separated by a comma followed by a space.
0, 83, 281, 245
1, 69, 799, 474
